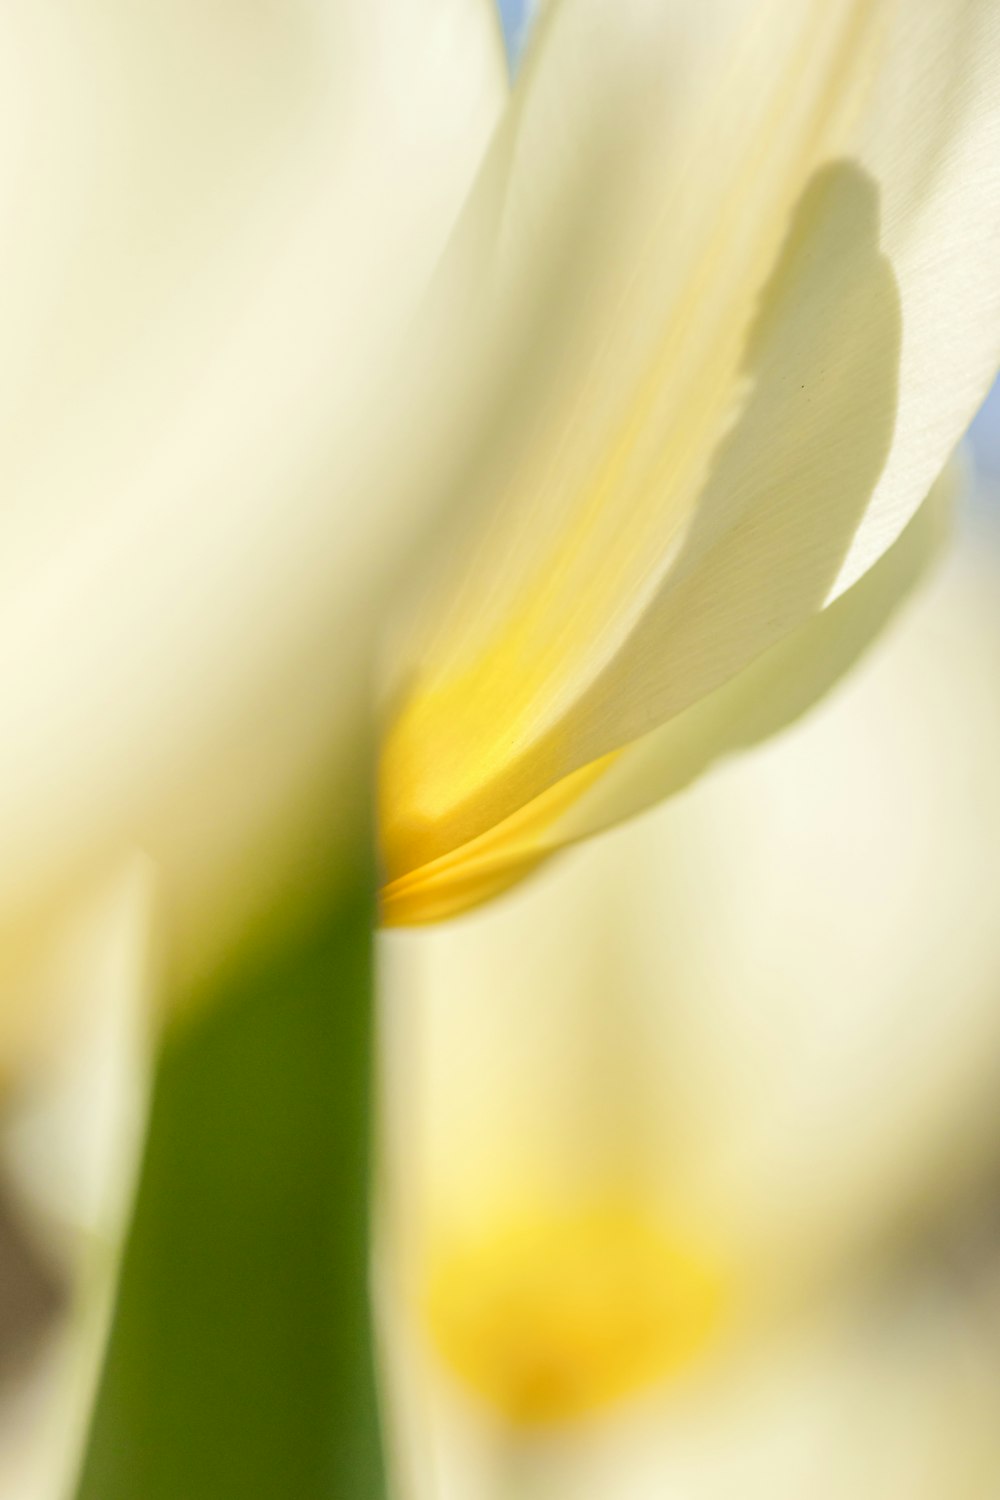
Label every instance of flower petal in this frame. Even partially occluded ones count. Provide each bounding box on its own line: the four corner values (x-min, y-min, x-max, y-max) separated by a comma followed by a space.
381, 1272, 1000, 1500
381, 0, 1000, 913
0, 0, 505, 990
0, 861, 153, 1500
381, 459, 953, 924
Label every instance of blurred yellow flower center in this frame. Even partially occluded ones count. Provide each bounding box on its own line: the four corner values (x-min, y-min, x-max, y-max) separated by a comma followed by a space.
424, 1203, 723, 1426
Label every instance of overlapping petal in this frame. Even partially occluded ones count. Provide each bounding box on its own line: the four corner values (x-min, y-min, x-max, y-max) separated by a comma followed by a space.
380, 0, 1000, 923
381, 459, 953, 922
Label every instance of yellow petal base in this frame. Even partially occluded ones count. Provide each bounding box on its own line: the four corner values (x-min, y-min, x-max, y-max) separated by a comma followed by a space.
379, 754, 617, 925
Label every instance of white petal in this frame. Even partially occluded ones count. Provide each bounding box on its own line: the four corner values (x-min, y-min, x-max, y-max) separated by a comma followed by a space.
382, 1282, 1000, 1500
381, 0, 1000, 910
0, 861, 154, 1500
537, 1290, 1000, 1500
0, 0, 505, 989
381, 457, 953, 922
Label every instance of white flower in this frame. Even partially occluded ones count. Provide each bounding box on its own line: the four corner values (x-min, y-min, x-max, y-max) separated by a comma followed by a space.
0, 0, 505, 1031
379, 0, 1000, 923
378, 516, 1000, 1496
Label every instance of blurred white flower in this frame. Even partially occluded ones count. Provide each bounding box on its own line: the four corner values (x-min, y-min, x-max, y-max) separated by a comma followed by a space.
0, 2, 504, 1485
378, 517, 1000, 1496
0, 0, 505, 1049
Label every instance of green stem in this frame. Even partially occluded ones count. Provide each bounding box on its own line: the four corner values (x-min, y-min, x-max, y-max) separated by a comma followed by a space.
75, 868, 386, 1500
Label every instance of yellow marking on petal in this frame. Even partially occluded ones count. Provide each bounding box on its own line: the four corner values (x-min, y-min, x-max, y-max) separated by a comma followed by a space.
424, 1201, 724, 1426
379, 1, 890, 915
380, 752, 617, 926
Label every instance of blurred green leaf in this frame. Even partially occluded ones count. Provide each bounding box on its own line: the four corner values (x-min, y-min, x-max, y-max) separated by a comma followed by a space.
75, 866, 386, 1500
